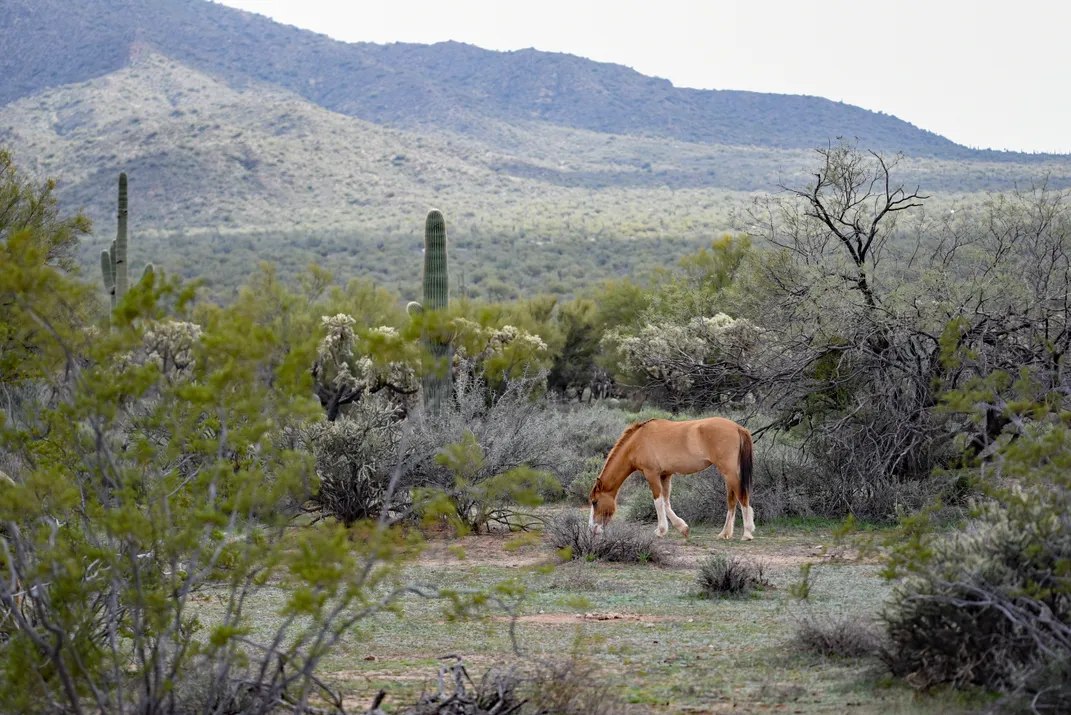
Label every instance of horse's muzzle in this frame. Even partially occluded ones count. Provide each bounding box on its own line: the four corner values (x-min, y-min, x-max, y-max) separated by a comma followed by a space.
588, 505, 604, 535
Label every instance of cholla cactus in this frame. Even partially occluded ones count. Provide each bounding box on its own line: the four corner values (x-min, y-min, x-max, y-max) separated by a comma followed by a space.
312, 314, 418, 421
143, 320, 203, 375
111, 319, 203, 379
603, 312, 762, 408
451, 319, 550, 388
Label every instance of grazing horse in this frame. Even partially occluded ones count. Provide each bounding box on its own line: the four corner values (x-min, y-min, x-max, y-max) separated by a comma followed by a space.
588, 417, 754, 540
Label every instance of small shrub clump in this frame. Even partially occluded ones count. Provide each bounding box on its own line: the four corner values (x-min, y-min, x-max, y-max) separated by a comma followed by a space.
696, 553, 768, 598
547, 511, 666, 564
522, 656, 624, 715
792, 614, 881, 659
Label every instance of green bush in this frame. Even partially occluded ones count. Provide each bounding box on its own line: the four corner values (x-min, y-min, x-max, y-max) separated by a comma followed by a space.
879, 370, 1071, 711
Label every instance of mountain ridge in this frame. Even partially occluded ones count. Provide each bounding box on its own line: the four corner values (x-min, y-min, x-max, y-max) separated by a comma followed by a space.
3, 0, 1064, 161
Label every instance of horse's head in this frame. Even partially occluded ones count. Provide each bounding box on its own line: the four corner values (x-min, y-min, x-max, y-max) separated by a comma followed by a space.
588, 478, 616, 534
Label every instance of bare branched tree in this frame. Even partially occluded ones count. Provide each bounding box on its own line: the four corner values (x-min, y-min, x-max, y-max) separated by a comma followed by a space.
736, 140, 1071, 516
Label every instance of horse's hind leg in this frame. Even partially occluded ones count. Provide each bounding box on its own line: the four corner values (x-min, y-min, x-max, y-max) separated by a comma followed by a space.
716, 488, 737, 540
740, 490, 755, 541
660, 475, 690, 538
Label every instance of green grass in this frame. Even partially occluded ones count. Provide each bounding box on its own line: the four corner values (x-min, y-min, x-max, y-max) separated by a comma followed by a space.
191, 509, 989, 713
758, 515, 884, 535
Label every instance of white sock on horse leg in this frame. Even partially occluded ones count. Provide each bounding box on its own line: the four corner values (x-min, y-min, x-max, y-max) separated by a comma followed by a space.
653, 496, 669, 535
723, 504, 735, 537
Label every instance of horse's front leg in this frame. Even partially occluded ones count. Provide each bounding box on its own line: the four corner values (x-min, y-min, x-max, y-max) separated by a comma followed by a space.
644, 471, 670, 537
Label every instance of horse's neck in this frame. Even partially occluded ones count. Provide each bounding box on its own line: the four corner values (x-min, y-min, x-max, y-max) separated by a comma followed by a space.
600, 449, 634, 494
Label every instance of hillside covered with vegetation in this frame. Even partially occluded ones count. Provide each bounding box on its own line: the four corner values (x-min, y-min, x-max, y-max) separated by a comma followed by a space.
3, 0, 1071, 301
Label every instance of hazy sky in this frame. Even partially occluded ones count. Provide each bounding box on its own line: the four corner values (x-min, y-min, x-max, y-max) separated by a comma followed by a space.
216, 0, 1070, 154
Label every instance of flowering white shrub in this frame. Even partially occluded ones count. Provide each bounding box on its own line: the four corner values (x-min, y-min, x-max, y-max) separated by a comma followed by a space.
451, 318, 550, 387
603, 312, 762, 409
312, 314, 418, 421
113, 320, 204, 378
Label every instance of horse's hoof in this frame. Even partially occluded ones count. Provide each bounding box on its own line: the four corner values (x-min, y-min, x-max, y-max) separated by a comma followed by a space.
681, 525, 690, 539
742, 532, 754, 541
715, 531, 730, 540
655, 527, 668, 537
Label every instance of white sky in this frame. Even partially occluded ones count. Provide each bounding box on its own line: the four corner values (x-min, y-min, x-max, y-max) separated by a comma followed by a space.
215, 0, 1071, 154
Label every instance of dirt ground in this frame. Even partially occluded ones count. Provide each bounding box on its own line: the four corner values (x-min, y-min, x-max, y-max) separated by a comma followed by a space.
324, 511, 973, 714
201, 509, 976, 713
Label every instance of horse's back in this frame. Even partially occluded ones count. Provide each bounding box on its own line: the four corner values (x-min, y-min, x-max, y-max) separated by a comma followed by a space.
634, 417, 742, 474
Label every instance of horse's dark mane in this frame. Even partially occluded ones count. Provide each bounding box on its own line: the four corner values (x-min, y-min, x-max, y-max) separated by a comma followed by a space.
595, 419, 655, 488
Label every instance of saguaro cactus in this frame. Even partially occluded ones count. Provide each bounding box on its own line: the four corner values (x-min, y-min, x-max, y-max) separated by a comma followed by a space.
115, 172, 129, 298
407, 209, 452, 413
100, 172, 154, 313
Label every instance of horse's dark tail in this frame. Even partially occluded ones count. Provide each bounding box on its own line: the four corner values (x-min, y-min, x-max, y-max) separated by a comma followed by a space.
738, 427, 753, 502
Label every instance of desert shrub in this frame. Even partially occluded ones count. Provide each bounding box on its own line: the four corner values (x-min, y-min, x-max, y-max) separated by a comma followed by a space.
547, 510, 666, 564
566, 456, 606, 504
879, 367, 1071, 711
303, 397, 401, 526
802, 415, 961, 520
405, 370, 565, 532
751, 432, 957, 521
546, 404, 629, 490
750, 437, 819, 520
696, 553, 768, 598
881, 501, 1071, 706
521, 655, 624, 715
418, 430, 558, 533
792, 614, 881, 659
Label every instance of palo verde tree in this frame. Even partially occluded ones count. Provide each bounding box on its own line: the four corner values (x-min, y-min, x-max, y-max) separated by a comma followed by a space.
0, 160, 520, 713
0, 148, 91, 398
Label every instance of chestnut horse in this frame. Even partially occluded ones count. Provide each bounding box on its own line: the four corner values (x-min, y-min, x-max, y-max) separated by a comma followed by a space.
588, 417, 754, 540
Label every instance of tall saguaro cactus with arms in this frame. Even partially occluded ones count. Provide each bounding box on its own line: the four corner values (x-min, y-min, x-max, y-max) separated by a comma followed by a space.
407, 209, 453, 413
101, 172, 154, 313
